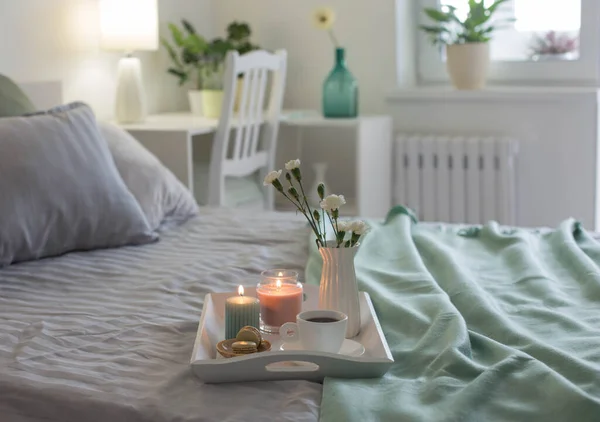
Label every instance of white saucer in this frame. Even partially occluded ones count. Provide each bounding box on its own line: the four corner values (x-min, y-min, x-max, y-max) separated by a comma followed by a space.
279, 339, 365, 357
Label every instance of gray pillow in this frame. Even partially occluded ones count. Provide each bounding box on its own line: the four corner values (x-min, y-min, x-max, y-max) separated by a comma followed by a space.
0, 74, 36, 117
98, 122, 199, 230
0, 102, 156, 266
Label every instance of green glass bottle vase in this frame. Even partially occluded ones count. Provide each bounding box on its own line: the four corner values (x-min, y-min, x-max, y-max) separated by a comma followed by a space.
322, 48, 359, 118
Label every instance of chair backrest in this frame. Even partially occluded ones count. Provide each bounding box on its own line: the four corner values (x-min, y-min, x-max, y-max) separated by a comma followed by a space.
207, 49, 288, 209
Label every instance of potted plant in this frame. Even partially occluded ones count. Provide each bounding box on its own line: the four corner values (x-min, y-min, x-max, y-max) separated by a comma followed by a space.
162, 20, 260, 117
162, 20, 229, 118
529, 31, 578, 61
420, 0, 512, 90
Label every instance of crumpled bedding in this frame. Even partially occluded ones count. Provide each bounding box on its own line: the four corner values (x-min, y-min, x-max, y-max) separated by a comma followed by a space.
0, 208, 320, 422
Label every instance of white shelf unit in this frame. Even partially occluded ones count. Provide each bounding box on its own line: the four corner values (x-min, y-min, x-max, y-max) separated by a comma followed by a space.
278, 114, 393, 219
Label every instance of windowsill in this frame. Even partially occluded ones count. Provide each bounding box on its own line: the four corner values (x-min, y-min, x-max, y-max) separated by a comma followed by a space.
387, 85, 599, 103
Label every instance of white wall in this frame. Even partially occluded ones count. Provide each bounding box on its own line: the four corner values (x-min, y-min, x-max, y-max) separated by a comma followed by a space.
0, 0, 213, 119
212, 0, 415, 114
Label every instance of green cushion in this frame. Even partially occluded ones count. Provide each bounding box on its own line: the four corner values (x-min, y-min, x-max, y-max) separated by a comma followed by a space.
0, 74, 36, 117
194, 163, 264, 207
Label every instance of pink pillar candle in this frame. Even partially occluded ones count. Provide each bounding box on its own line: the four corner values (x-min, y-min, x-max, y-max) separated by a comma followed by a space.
257, 270, 303, 333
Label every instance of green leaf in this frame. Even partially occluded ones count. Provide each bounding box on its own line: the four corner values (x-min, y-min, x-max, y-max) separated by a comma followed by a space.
182, 19, 197, 35
168, 23, 185, 47
182, 48, 199, 65
468, 1, 490, 27
419, 25, 449, 34
207, 38, 233, 58
183, 33, 208, 55
236, 41, 257, 55
161, 38, 183, 68
424, 8, 452, 23
167, 68, 188, 86
227, 21, 252, 42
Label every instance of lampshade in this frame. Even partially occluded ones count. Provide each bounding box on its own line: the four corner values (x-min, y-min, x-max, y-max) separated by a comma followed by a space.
99, 0, 159, 51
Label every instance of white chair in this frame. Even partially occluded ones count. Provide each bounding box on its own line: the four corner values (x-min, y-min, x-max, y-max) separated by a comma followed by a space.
195, 49, 287, 210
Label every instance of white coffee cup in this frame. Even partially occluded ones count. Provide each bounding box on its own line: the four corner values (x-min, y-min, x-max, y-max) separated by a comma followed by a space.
279, 310, 348, 353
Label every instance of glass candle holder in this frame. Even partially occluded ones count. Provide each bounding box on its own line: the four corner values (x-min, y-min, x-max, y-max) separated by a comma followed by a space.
257, 269, 303, 334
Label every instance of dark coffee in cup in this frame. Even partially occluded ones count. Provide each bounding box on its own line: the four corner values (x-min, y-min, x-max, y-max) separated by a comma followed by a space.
306, 317, 339, 323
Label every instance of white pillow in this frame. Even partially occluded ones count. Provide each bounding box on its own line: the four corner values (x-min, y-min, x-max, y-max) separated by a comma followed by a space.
99, 122, 199, 231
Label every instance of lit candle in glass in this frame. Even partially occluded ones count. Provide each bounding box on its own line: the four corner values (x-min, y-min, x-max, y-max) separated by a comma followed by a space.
257, 270, 303, 334
224, 285, 260, 339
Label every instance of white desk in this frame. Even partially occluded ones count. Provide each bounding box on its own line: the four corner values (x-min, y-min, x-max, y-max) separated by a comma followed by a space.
119, 111, 392, 217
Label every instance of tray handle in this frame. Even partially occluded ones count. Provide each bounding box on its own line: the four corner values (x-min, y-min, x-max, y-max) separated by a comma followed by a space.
243, 352, 354, 374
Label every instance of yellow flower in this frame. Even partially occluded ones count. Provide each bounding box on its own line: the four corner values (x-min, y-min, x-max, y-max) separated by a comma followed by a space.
312, 7, 336, 30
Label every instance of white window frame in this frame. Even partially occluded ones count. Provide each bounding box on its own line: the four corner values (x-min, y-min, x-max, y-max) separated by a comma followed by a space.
417, 0, 600, 85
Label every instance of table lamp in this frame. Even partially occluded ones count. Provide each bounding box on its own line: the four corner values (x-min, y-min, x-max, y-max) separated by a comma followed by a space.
99, 0, 158, 123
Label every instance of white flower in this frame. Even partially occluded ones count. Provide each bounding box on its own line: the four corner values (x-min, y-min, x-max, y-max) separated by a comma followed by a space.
263, 170, 282, 186
312, 7, 336, 30
285, 159, 301, 170
320, 194, 346, 211
349, 220, 369, 235
336, 220, 350, 232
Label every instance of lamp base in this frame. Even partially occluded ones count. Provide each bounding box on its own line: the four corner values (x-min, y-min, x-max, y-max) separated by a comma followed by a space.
115, 56, 147, 123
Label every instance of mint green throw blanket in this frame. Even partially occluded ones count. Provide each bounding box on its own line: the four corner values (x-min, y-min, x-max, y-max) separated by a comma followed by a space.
306, 207, 600, 421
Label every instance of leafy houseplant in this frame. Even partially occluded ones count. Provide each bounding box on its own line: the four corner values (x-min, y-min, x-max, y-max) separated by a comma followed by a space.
420, 0, 513, 89
264, 159, 368, 337
162, 20, 260, 117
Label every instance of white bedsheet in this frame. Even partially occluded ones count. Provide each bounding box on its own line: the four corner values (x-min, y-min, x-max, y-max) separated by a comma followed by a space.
0, 208, 321, 422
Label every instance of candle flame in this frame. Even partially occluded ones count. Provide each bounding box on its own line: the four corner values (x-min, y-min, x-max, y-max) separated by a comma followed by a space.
238, 285, 244, 296
276, 279, 282, 289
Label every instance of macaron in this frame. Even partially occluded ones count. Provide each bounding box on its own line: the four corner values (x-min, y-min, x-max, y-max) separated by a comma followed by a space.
236, 326, 262, 346
232, 340, 258, 354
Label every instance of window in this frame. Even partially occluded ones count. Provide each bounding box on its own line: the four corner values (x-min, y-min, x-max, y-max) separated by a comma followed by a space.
416, 0, 599, 84
443, 0, 580, 61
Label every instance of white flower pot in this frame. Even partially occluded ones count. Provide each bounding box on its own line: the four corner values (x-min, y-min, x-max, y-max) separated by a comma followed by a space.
188, 90, 224, 118
446, 43, 490, 90
319, 243, 361, 338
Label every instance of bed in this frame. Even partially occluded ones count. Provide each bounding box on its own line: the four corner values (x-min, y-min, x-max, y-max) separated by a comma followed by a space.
4, 81, 600, 422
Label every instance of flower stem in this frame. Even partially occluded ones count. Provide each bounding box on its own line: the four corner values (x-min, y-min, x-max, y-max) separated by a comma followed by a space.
322, 209, 326, 245
281, 190, 323, 247
326, 212, 340, 248
297, 180, 325, 246
328, 30, 340, 47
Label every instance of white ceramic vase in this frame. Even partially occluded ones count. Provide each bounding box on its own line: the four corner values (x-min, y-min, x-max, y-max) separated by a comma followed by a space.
310, 163, 329, 208
318, 244, 361, 338
446, 42, 490, 90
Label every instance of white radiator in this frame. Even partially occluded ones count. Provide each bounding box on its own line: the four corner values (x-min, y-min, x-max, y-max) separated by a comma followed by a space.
394, 135, 519, 225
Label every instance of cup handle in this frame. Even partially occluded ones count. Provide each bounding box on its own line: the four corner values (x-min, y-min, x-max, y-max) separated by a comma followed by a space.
279, 322, 299, 342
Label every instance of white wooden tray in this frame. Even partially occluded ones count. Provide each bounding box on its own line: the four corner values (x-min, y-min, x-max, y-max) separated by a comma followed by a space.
190, 284, 394, 383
